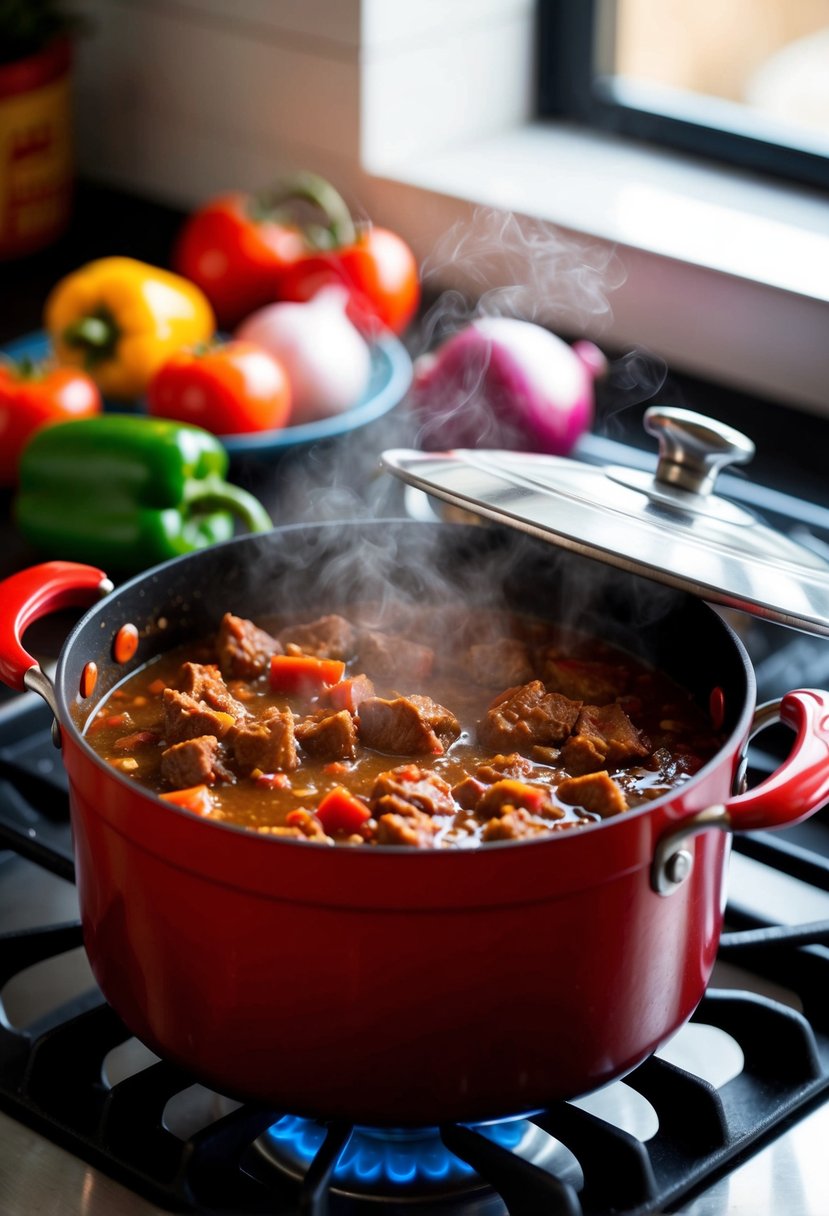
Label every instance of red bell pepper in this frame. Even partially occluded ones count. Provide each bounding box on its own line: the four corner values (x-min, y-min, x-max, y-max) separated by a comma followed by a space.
274, 224, 421, 337
0, 357, 101, 485
269, 653, 345, 695
172, 194, 306, 330
316, 785, 371, 835
174, 172, 420, 335
172, 172, 356, 330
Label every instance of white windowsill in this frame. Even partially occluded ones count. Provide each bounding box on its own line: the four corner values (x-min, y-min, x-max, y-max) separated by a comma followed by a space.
367, 121, 829, 415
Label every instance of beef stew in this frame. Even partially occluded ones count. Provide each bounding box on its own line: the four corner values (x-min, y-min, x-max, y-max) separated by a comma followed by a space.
85, 602, 724, 846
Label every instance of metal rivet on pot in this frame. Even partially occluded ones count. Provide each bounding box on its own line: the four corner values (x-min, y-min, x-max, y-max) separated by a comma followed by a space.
113, 624, 139, 664
665, 849, 693, 887
79, 661, 98, 698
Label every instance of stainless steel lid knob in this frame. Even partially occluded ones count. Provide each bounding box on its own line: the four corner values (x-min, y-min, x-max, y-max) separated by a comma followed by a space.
644, 406, 756, 497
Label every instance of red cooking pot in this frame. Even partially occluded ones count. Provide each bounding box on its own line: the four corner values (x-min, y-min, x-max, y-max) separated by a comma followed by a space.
1, 519, 828, 1127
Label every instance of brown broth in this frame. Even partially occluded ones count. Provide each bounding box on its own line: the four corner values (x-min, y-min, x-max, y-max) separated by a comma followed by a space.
85, 604, 723, 847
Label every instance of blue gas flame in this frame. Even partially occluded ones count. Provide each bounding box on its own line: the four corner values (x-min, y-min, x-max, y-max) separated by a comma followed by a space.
266, 1114, 529, 1190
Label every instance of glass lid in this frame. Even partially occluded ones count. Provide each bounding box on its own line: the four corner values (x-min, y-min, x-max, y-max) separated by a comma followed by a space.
382, 406, 829, 637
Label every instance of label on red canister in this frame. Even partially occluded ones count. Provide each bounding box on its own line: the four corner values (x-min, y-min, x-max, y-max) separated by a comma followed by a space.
0, 39, 73, 259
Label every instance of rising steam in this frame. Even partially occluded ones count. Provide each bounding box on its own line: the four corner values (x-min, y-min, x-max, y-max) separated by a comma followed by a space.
416, 207, 626, 346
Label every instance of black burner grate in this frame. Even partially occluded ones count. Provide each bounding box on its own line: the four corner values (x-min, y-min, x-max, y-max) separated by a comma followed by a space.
1, 695, 829, 1215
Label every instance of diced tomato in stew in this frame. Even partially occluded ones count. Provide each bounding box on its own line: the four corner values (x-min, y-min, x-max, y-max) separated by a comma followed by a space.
316, 785, 372, 835
159, 784, 214, 816
269, 653, 345, 695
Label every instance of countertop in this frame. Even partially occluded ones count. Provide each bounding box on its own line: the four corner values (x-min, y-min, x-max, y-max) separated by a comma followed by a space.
1, 178, 826, 576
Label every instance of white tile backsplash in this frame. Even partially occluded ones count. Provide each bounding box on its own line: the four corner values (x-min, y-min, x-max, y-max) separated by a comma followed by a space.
71, 0, 536, 207
113, 0, 363, 51
72, 0, 364, 203
361, 9, 536, 168
361, 0, 535, 52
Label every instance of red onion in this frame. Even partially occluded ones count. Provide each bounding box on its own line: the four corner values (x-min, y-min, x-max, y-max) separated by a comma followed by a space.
408, 316, 606, 454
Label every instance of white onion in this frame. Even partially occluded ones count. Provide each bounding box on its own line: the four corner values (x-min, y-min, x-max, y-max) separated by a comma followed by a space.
237, 287, 372, 425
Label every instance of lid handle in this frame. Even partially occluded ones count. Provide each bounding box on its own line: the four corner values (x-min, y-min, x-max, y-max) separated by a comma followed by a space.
644, 406, 755, 496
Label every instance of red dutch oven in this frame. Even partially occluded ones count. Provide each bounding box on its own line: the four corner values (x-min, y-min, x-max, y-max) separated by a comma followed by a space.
1, 508, 829, 1128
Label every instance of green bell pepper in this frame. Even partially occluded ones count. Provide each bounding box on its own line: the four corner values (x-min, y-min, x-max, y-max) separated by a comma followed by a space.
15, 414, 272, 571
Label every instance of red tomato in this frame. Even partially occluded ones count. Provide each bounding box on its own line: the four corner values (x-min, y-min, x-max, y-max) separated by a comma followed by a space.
172, 193, 307, 329
275, 226, 421, 336
147, 340, 292, 435
0, 360, 102, 485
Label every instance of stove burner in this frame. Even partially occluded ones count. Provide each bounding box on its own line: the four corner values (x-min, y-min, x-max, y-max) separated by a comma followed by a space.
256, 1115, 564, 1204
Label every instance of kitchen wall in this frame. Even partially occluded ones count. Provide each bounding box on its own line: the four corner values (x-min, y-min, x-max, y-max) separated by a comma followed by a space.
71, 0, 534, 228
71, 0, 829, 413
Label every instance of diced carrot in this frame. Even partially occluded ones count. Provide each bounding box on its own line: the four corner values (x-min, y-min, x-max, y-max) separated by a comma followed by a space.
316, 785, 371, 835
147, 678, 167, 695
269, 654, 345, 695
159, 784, 213, 816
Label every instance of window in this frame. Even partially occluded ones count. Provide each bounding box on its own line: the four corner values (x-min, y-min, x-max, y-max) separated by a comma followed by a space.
538, 0, 829, 189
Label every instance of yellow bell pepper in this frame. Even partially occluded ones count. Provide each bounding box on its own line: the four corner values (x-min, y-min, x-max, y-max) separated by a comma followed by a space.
44, 256, 216, 400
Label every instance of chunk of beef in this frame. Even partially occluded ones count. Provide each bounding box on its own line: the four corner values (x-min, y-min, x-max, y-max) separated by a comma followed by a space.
358, 694, 460, 756
296, 709, 358, 761
161, 735, 232, 789
217, 613, 281, 679
481, 807, 556, 842
278, 614, 356, 661
374, 805, 440, 848
356, 630, 434, 683
557, 734, 606, 776
543, 658, 629, 705
556, 770, 628, 818
477, 778, 563, 820
176, 662, 246, 718
466, 639, 534, 688
163, 689, 238, 744
476, 752, 535, 783
478, 681, 581, 756
230, 708, 298, 773
451, 775, 489, 810
559, 703, 651, 775
370, 764, 456, 820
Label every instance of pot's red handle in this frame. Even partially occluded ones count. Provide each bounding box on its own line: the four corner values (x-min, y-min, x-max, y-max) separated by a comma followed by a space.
0, 561, 111, 691
724, 689, 829, 832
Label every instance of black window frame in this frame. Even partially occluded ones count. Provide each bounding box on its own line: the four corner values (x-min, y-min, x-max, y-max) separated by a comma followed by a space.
537, 0, 829, 191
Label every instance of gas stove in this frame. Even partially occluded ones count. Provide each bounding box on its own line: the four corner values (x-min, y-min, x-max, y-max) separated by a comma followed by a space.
3, 423, 829, 1216
1, 606, 829, 1215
